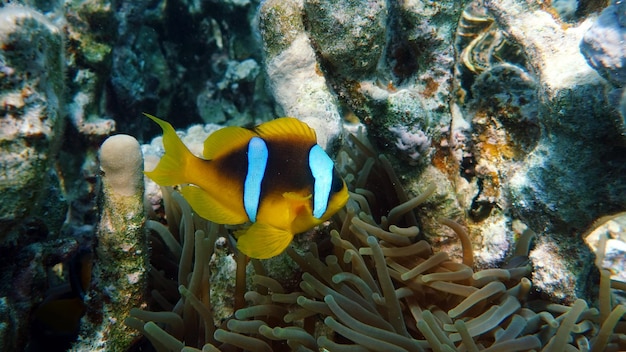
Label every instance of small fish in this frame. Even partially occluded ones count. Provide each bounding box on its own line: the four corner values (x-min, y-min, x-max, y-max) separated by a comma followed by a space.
33, 250, 92, 340
145, 114, 349, 259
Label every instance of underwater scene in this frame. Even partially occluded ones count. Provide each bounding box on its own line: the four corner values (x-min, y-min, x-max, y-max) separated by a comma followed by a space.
0, 0, 625, 351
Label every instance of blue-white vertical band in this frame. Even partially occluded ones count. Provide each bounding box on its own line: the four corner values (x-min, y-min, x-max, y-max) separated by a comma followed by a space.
309, 144, 334, 219
244, 137, 268, 222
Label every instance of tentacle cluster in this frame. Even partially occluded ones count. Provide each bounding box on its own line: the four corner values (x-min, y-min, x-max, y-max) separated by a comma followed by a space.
127, 129, 626, 351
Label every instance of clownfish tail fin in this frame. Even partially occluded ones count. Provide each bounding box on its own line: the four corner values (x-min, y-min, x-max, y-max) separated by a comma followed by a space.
144, 113, 194, 186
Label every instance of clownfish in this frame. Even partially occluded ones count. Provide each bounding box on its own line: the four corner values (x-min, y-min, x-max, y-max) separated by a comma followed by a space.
145, 114, 349, 259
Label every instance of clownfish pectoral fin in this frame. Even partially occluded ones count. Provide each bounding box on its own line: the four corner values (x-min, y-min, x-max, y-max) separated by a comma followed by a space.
235, 222, 293, 259
181, 185, 248, 225
144, 113, 195, 186
283, 191, 313, 219
203, 125, 257, 160
254, 117, 317, 143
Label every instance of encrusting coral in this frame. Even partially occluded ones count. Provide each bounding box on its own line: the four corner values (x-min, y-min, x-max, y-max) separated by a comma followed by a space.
127, 130, 625, 351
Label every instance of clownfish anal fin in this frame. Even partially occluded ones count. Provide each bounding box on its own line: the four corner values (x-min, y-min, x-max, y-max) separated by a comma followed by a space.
255, 117, 317, 142
235, 223, 293, 259
203, 126, 257, 160
181, 185, 248, 225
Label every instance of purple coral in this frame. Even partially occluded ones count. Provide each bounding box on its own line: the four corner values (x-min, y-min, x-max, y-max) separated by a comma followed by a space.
388, 125, 432, 165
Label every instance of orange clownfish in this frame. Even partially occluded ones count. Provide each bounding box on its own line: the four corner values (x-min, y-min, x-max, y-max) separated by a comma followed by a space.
145, 114, 349, 259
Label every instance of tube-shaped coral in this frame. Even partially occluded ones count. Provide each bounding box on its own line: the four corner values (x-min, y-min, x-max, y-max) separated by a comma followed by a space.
75, 135, 147, 351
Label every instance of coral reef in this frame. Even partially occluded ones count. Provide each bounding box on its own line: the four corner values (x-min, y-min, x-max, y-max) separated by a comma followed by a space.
255, 0, 622, 305
107, 0, 276, 136
580, 0, 626, 138
580, 0, 626, 87
73, 134, 148, 351
0, 1, 275, 346
468, 0, 626, 301
65, 0, 116, 138
260, 0, 461, 156
0, 235, 79, 351
258, 0, 343, 150
1, 0, 626, 350
0, 5, 68, 350
0, 4, 66, 243
126, 132, 626, 351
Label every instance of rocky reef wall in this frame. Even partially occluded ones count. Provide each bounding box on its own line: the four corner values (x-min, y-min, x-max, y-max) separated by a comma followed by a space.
0, 0, 625, 350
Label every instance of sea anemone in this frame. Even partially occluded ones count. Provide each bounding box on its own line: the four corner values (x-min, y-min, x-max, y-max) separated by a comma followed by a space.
126, 128, 626, 351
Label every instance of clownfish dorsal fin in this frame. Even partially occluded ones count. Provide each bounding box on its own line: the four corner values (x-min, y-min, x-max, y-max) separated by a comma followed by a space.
203, 126, 257, 160
255, 117, 317, 142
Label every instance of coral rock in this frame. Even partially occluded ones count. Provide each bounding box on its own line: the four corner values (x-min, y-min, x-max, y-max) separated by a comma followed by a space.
303, 0, 387, 79
0, 5, 65, 243
259, 0, 343, 150
580, 0, 626, 87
